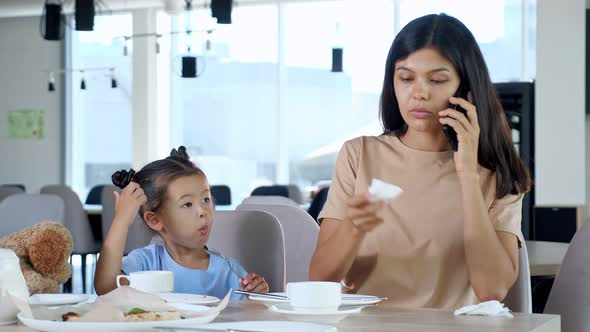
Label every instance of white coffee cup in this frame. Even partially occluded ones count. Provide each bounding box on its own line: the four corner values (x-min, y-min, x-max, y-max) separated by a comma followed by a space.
116, 271, 174, 293
286, 281, 341, 313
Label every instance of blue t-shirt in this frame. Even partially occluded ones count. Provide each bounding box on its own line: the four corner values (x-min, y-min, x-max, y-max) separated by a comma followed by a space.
122, 243, 247, 300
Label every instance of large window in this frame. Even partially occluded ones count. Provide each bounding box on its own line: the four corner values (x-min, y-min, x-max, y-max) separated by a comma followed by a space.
68, 1, 536, 205
159, 5, 279, 204
282, 0, 394, 190
69, 14, 133, 199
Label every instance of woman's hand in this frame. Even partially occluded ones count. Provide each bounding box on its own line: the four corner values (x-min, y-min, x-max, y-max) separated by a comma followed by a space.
439, 96, 480, 176
346, 194, 385, 234
113, 182, 147, 227
240, 273, 269, 293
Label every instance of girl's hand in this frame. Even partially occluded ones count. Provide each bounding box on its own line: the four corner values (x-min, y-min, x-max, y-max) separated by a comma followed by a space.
346, 194, 385, 234
113, 182, 147, 227
439, 96, 480, 176
240, 273, 269, 293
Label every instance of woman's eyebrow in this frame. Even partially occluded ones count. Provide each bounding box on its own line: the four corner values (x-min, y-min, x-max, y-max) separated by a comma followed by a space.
395, 66, 450, 73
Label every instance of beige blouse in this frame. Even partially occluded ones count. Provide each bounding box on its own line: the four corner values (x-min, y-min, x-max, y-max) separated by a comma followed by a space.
318, 134, 523, 309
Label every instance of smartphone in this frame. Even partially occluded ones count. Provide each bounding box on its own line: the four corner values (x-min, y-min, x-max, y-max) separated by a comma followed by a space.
442, 84, 469, 151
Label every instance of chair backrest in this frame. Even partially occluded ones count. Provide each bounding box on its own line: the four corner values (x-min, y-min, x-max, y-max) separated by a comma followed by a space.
0, 194, 65, 237
1, 184, 26, 191
544, 221, 590, 332
241, 195, 300, 208
0, 186, 24, 203
101, 185, 153, 254
251, 185, 289, 198
86, 184, 107, 204
210, 185, 232, 206
286, 185, 304, 204
237, 203, 319, 283
307, 187, 329, 222
503, 242, 532, 313
41, 185, 101, 255
207, 210, 286, 292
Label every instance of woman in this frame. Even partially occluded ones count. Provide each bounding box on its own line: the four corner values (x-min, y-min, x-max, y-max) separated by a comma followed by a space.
309, 13, 531, 309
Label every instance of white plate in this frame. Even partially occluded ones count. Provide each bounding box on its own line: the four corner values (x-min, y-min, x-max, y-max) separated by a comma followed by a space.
18, 303, 219, 332
269, 303, 364, 324
249, 292, 382, 306
158, 293, 220, 305
185, 321, 337, 332
29, 294, 89, 306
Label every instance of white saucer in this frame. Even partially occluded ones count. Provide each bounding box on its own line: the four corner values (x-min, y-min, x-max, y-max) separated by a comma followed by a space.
29, 294, 89, 306
269, 303, 364, 324
158, 293, 220, 305
249, 292, 382, 306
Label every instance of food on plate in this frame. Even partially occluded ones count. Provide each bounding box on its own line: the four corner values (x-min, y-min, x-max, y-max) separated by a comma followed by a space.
124, 307, 182, 322
60, 306, 182, 322
61, 312, 81, 321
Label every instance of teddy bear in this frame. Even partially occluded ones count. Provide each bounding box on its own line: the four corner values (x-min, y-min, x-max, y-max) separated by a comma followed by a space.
0, 222, 73, 294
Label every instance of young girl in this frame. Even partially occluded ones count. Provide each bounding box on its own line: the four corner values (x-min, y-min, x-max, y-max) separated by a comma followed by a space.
309, 13, 532, 309
94, 146, 269, 298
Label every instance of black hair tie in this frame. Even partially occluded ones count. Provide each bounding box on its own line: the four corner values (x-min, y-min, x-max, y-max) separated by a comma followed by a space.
111, 168, 136, 189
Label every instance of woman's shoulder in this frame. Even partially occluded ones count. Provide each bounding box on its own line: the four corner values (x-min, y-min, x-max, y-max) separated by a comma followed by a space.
341, 134, 394, 154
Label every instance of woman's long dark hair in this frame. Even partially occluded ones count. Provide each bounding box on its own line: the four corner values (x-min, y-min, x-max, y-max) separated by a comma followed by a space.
380, 13, 531, 198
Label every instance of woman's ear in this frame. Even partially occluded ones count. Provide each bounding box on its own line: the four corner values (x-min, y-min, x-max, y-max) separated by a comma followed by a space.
143, 211, 163, 231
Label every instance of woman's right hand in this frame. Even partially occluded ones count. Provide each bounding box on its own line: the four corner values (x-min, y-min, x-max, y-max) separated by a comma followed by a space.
113, 182, 147, 227
345, 194, 385, 234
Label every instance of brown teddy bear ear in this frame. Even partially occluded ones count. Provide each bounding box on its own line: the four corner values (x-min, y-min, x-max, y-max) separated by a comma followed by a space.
28, 228, 72, 277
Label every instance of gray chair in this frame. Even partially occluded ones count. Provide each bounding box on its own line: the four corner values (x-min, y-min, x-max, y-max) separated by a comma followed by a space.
0, 186, 24, 203
208, 210, 286, 292
287, 184, 304, 204
1, 184, 26, 191
503, 242, 532, 313
41, 185, 101, 293
241, 195, 300, 208
210, 185, 232, 206
0, 194, 65, 237
237, 203, 319, 283
544, 221, 590, 332
101, 185, 153, 255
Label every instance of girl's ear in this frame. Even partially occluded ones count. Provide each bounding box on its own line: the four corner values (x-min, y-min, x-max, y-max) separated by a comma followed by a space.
143, 211, 163, 232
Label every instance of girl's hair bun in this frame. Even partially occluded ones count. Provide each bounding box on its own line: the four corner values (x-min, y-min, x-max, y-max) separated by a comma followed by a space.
111, 168, 136, 189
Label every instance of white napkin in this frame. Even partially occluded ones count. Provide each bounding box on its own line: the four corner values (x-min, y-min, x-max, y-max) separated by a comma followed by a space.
367, 178, 403, 202
453, 300, 513, 318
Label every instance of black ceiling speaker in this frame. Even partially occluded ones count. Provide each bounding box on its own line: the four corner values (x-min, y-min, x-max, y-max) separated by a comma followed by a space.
331, 48, 343, 72
75, 0, 95, 31
211, 0, 232, 24
182, 56, 197, 78
41, 2, 64, 41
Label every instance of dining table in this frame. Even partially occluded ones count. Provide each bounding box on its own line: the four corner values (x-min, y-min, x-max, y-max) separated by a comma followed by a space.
0, 299, 561, 332
526, 241, 569, 277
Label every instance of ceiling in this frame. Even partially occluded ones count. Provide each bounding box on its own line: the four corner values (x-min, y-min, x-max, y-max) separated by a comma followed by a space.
0, 0, 284, 18
0, 0, 166, 18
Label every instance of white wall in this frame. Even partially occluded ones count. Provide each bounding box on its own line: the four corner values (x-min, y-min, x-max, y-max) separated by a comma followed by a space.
0, 16, 64, 193
535, 0, 587, 206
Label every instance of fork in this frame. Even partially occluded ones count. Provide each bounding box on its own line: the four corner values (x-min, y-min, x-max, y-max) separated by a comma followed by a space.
205, 248, 247, 279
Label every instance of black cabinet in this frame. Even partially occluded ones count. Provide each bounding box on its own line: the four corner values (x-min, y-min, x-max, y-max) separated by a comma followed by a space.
494, 82, 535, 239
533, 207, 578, 243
